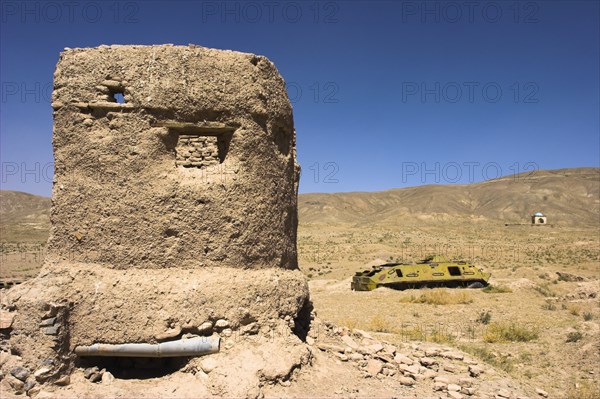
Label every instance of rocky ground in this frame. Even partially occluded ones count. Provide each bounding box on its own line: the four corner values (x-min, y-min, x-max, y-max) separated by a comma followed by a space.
0, 313, 535, 398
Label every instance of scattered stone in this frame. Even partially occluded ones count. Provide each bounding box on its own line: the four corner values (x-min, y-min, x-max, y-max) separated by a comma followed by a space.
220, 328, 233, 337
394, 353, 414, 365
367, 343, 384, 353
101, 371, 114, 384
0, 310, 16, 329
0, 351, 11, 367
11, 367, 30, 381
349, 353, 364, 361
39, 317, 57, 327
448, 391, 463, 399
434, 376, 450, 384
214, 319, 230, 328
200, 357, 218, 374
101, 79, 123, 89
462, 387, 477, 396
556, 272, 586, 282
89, 371, 103, 383
459, 377, 473, 387
433, 381, 446, 391
535, 388, 548, 397
241, 322, 259, 335
419, 357, 437, 367
84, 367, 99, 379
23, 378, 36, 392
443, 363, 458, 373
442, 351, 464, 360
6, 375, 25, 394
336, 353, 349, 362
399, 364, 420, 375
448, 384, 462, 392
34, 367, 52, 382
468, 364, 484, 377
42, 326, 59, 336
306, 336, 315, 346
353, 329, 374, 340
383, 344, 396, 356
83, 366, 99, 379
55, 375, 71, 386
425, 348, 440, 357
27, 386, 41, 397
422, 369, 437, 379
317, 343, 345, 353
497, 389, 511, 398
399, 376, 415, 386
155, 325, 182, 341
341, 335, 359, 350
198, 321, 213, 333
366, 359, 383, 376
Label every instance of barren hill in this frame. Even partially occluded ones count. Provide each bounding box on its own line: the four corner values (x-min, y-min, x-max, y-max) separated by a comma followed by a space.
1, 168, 598, 242
299, 168, 600, 227
0, 190, 51, 241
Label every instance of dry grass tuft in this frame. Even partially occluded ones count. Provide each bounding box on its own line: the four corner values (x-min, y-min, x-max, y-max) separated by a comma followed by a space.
484, 322, 539, 343
399, 289, 473, 305
482, 284, 513, 293
566, 380, 599, 399
459, 344, 514, 372
365, 315, 394, 333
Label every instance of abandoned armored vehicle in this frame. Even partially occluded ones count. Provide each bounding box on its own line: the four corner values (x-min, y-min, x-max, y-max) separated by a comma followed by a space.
351, 255, 491, 291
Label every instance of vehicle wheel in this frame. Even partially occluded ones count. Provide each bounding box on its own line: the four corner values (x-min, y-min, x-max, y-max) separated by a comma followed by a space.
468, 281, 484, 289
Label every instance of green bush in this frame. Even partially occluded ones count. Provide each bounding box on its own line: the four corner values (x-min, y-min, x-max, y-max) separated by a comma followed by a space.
477, 311, 492, 324
566, 331, 583, 343
482, 285, 513, 294
484, 322, 539, 343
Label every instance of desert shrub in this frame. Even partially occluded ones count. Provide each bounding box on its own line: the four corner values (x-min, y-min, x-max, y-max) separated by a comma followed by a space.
429, 327, 456, 344
583, 312, 593, 321
477, 311, 492, 324
567, 304, 581, 316
566, 380, 599, 399
400, 289, 472, 305
484, 322, 539, 343
520, 352, 532, 362
401, 325, 425, 341
459, 344, 514, 372
399, 325, 455, 343
533, 283, 557, 297
366, 315, 394, 333
482, 285, 513, 294
566, 331, 583, 343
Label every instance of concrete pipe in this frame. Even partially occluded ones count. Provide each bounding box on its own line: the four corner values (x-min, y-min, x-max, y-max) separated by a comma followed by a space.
74, 336, 220, 358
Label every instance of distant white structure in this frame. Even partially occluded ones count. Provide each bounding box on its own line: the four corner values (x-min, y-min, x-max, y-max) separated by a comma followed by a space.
532, 212, 547, 225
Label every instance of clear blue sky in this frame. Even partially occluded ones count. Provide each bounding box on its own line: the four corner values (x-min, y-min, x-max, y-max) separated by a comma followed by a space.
1, 0, 598, 196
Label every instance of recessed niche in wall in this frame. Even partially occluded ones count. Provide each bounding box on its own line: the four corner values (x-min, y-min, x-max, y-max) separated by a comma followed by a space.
153, 121, 236, 169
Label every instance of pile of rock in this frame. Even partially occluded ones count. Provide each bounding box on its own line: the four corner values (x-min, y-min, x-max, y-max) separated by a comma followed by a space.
83, 366, 114, 384
306, 318, 535, 399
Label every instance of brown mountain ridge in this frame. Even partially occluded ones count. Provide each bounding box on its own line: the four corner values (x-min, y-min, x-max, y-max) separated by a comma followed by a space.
1, 168, 598, 242
299, 167, 600, 226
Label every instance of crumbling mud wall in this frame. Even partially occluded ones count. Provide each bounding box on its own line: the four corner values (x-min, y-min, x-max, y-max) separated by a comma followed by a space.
1, 45, 310, 397
49, 44, 300, 270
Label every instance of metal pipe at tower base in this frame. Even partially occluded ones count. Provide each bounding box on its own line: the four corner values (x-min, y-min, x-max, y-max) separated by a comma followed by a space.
74, 336, 220, 358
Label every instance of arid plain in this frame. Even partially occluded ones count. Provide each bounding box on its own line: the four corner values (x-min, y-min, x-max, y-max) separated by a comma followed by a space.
1, 168, 598, 398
